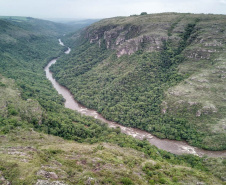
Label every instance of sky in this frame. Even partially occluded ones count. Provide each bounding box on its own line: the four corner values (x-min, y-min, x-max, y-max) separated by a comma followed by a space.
0, 0, 226, 20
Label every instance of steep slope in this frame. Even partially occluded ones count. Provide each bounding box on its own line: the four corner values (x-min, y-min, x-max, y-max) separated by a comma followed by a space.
1, 75, 225, 185
0, 15, 226, 184
0, 16, 73, 35
1, 129, 225, 184
51, 13, 226, 150
49, 18, 101, 31
0, 18, 66, 107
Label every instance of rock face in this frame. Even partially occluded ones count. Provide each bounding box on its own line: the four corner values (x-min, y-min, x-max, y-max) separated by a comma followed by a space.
79, 13, 225, 61
54, 13, 226, 151
35, 180, 66, 185
83, 16, 172, 57
86, 25, 168, 57
37, 170, 59, 179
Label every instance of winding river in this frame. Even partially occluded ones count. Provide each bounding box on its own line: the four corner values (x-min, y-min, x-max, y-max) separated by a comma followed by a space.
44, 39, 226, 157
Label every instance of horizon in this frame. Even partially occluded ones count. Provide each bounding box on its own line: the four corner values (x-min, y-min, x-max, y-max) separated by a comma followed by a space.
0, 0, 225, 20
1, 11, 226, 23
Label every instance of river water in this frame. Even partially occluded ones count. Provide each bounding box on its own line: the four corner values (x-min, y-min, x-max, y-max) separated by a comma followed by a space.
44, 39, 226, 157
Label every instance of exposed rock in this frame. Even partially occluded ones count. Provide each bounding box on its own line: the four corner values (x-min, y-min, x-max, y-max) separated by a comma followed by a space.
48, 172, 58, 179
161, 101, 168, 114
196, 110, 201, 117
197, 79, 209, 83
188, 101, 198, 106
20, 158, 29, 163
104, 26, 124, 49
204, 40, 222, 47
169, 91, 184, 96
116, 35, 166, 57
196, 182, 205, 185
37, 170, 58, 179
0, 171, 10, 185
175, 100, 185, 104
35, 180, 66, 185
84, 23, 168, 57
115, 31, 128, 45
85, 177, 95, 185
162, 109, 167, 114
196, 104, 217, 117
7, 151, 27, 156
202, 104, 218, 114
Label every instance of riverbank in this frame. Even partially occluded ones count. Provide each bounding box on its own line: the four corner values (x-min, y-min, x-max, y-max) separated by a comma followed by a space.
44, 39, 226, 157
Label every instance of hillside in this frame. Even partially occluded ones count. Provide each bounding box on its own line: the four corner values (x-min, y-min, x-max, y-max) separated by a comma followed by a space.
0, 76, 225, 184
0, 16, 76, 35
1, 129, 225, 184
1, 67, 225, 185
0, 15, 226, 184
51, 13, 226, 150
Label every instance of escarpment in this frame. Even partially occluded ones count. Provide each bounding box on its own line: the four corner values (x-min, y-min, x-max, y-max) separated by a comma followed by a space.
52, 13, 226, 150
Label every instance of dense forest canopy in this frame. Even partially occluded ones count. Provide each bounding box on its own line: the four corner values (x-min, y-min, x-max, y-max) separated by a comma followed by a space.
0, 15, 225, 184
52, 13, 226, 150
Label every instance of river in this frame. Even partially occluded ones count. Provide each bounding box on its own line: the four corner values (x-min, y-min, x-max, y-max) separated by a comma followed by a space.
44, 39, 226, 157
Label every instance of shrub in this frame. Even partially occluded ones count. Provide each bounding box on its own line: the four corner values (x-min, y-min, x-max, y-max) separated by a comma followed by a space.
121, 177, 134, 185
140, 12, 147, 15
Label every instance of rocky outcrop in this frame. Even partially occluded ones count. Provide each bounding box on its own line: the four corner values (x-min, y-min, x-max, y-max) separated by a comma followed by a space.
37, 170, 59, 180
35, 180, 67, 185
83, 23, 169, 57
0, 171, 10, 185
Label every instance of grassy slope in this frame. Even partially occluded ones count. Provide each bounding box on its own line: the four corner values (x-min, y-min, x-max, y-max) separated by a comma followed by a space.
0, 76, 224, 184
0, 18, 66, 107
1, 129, 225, 185
164, 15, 226, 149
51, 13, 226, 150
0, 16, 73, 35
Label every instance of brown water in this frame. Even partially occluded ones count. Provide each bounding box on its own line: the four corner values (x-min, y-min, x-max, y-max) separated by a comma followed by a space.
44, 39, 226, 157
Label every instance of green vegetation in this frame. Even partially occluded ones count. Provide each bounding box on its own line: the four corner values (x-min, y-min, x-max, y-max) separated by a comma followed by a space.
0, 14, 226, 184
52, 13, 226, 150
1, 73, 225, 184
0, 128, 225, 184
140, 12, 148, 15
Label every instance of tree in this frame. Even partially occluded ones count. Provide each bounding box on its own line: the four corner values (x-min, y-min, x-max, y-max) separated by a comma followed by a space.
140, 12, 148, 15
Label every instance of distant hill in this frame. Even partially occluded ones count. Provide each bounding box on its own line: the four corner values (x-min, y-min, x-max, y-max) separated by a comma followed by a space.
0, 16, 75, 35
52, 13, 226, 150
45, 18, 101, 32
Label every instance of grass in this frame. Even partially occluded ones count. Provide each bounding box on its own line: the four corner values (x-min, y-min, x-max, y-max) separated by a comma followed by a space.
0, 128, 225, 185
164, 23, 226, 149
0, 69, 225, 184
0, 13, 226, 184
0, 75, 43, 123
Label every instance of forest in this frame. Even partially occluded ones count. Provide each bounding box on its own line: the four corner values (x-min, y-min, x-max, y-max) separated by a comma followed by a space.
51, 14, 226, 150
0, 15, 226, 184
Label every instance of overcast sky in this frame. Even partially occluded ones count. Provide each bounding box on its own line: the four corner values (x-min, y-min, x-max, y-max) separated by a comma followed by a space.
0, 0, 226, 20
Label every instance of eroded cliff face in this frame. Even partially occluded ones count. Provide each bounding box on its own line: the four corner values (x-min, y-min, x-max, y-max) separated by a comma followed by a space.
83, 17, 173, 57
81, 13, 225, 62
54, 13, 226, 150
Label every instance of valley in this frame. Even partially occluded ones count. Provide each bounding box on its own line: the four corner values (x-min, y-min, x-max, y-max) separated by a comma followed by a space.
46, 39, 226, 157
51, 13, 226, 151
0, 14, 226, 184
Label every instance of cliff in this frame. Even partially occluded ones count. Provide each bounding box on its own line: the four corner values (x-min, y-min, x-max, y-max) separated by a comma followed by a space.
52, 13, 226, 150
